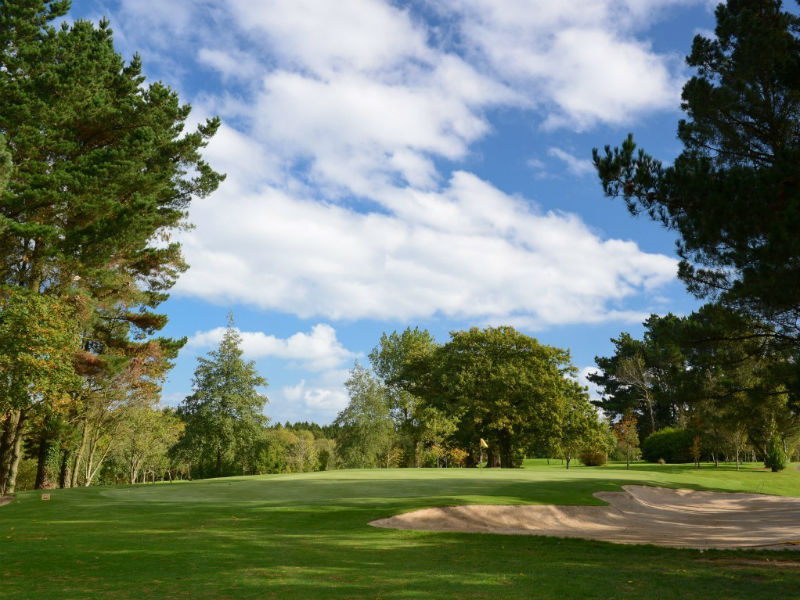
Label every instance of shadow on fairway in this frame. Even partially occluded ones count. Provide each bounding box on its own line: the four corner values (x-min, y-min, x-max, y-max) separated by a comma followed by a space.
2, 470, 799, 600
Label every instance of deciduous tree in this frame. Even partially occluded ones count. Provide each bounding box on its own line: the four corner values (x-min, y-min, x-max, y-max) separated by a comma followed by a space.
334, 363, 394, 469
409, 327, 579, 468
613, 412, 640, 469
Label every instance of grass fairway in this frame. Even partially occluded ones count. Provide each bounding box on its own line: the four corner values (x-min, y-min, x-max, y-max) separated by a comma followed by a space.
2, 461, 799, 599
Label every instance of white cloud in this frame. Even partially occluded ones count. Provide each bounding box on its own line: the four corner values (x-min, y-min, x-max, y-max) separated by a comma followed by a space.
578, 366, 603, 401
228, 0, 432, 76
197, 48, 261, 81
435, 0, 690, 129
693, 27, 716, 40
272, 364, 352, 423
108, 0, 685, 326
247, 57, 515, 197
185, 322, 355, 422
547, 147, 596, 177
176, 170, 677, 325
95, 0, 707, 423
279, 380, 349, 414
187, 324, 356, 371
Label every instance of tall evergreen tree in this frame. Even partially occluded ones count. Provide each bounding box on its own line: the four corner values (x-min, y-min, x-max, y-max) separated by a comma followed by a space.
0, 1, 223, 491
177, 317, 269, 478
593, 0, 800, 339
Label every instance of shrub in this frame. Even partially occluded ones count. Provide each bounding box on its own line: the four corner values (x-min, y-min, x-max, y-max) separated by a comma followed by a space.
447, 447, 468, 467
13, 458, 37, 491
511, 447, 527, 468
579, 450, 607, 466
641, 428, 694, 463
764, 439, 786, 472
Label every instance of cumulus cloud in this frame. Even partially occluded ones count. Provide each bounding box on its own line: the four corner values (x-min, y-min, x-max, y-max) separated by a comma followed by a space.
176, 170, 677, 324
109, 0, 688, 327
277, 378, 350, 421
90, 0, 712, 423
186, 322, 355, 422
434, 0, 689, 129
187, 323, 356, 371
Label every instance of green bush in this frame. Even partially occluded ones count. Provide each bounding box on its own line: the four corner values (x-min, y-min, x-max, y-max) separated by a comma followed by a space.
641, 428, 694, 463
764, 439, 786, 472
511, 447, 526, 468
578, 450, 607, 466
14, 458, 38, 491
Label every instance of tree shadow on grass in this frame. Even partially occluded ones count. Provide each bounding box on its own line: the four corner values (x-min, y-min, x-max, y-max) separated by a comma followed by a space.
4, 475, 800, 600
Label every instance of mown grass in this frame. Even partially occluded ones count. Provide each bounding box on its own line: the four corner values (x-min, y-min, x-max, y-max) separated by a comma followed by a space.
1, 460, 799, 599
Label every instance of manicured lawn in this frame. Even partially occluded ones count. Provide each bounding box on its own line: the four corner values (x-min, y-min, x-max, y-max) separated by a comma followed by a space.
1, 461, 799, 599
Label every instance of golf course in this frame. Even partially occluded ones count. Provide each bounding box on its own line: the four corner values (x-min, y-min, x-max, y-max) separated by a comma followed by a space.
2, 460, 799, 599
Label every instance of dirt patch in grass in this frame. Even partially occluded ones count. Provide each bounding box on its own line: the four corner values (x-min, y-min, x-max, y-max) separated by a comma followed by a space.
370, 485, 800, 550
0, 495, 13, 508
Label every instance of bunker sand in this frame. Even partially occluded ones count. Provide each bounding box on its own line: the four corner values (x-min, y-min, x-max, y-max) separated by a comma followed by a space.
370, 485, 800, 549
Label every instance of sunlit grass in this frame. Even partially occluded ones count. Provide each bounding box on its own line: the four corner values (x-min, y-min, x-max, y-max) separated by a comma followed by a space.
1, 460, 799, 599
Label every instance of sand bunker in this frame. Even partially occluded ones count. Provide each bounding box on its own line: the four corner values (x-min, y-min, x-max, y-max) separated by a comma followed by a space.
370, 485, 800, 549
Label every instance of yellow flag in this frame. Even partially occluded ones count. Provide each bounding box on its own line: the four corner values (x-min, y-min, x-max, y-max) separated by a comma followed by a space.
479, 438, 488, 449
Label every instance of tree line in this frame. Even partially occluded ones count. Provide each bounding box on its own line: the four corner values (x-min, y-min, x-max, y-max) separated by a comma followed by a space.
4, 0, 800, 490
590, 0, 800, 471
341, 326, 610, 470
0, 1, 223, 496
11, 318, 620, 488
0, 3, 606, 490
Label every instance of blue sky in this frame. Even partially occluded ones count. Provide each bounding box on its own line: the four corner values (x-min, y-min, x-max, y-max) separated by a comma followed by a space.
67, 0, 718, 424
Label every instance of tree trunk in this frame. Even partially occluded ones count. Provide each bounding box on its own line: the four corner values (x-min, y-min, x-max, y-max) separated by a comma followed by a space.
4, 410, 28, 494
34, 425, 51, 489
70, 418, 89, 488
83, 434, 114, 487
647, 403, 656, 435
83, 433, 98, 486
0, 410, 21, 495
485, 447, 501, 468
216, 448, 222, 477
499, 443, 512, 468
59, 448, 71, 488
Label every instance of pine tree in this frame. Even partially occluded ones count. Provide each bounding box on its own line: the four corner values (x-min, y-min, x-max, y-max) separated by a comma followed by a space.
177, 316, 269, 478
593, 0, 800, 338
0, 1, 223, 491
